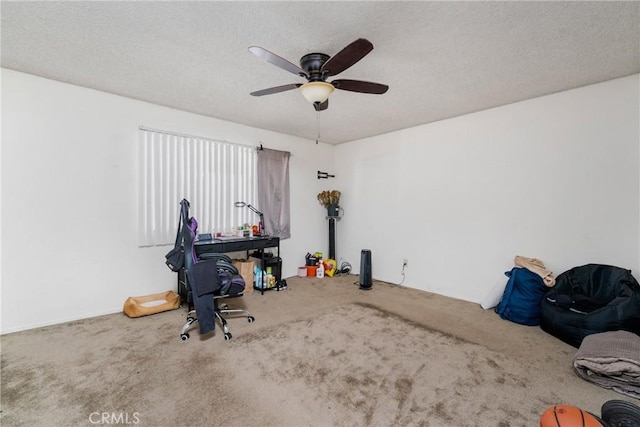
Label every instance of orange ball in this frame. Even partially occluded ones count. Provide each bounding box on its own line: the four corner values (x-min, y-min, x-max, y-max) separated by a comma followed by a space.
540, 405, 603, 427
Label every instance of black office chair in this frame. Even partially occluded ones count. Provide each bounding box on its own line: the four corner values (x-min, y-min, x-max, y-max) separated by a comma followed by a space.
175, 200, 255, 341
179, 258, 255, 341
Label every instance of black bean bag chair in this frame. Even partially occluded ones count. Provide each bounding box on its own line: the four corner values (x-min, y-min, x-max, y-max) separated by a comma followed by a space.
540, 264, 640, 348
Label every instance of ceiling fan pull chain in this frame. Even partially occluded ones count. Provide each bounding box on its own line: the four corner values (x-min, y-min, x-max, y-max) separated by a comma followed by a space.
316, 111, 320, 144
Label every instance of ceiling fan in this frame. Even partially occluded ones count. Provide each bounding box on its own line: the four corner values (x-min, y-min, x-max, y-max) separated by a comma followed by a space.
249, 38, 389, 111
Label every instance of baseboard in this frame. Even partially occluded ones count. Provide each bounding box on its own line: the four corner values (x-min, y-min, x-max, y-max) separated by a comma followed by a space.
1, 307, 124, 335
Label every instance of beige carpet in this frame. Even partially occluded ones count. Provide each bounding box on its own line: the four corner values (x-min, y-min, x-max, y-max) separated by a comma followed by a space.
1, 275, 634, 426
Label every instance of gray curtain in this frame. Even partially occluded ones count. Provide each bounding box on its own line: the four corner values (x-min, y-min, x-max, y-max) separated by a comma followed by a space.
257, 148, 291, 239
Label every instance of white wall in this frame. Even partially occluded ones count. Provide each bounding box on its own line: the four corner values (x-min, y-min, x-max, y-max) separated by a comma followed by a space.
3, 70, 638, 333
335, 75, 640, 303
1, 69, 334, 333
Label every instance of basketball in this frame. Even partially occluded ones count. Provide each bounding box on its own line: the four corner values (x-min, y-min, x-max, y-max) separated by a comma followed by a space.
540, 404, 603, 427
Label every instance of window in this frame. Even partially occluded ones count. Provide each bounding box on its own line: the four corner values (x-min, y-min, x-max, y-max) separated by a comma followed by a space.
138, 127, 257, 246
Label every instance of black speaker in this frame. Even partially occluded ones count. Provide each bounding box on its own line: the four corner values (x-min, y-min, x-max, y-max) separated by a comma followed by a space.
359, 249, 372, 290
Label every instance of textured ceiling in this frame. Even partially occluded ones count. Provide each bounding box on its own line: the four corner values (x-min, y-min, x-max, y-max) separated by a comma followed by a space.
2, 1, 639, 144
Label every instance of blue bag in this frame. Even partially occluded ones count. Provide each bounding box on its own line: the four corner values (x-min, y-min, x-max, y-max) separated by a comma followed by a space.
495, 267, 548, 326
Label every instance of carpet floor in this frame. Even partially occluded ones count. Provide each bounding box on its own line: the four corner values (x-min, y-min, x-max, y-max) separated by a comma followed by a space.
1, 274, 634, 426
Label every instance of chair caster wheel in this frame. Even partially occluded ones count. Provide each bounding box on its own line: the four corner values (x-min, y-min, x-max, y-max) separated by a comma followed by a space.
224, 333, 232, 340
180, 333, 190, 341
248, 316, 255, 323
186, 316, 195, 323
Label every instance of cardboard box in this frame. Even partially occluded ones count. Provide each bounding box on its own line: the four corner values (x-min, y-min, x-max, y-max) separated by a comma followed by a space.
232, 259, 255, 293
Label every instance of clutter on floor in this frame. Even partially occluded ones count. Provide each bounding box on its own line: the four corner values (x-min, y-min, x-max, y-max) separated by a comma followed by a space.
514, 255, 556, 287
300, 251, 338, 279
481, 255, 555, 311
250, 251, 284, 291
123, 290, 181, 318
488, 255, 555, 324
489, 260, 640, 349
539, 404, 602, 427
540, 264, 640, 348
488, 257, 640, 401
600, 400, 640, 426
494, 266, 548, 325
573, 330, 640, 399
539, 400, 640, 427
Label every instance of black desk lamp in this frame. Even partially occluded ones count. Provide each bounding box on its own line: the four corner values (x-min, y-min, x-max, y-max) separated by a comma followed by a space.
235, 201, 264, 236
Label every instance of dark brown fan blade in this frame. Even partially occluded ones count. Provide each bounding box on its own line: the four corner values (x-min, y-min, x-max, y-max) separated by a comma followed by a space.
321, 39, 374, 77
249, 46, 308, 78
331, 79, 388, 94
250, 83, 301, 97
313, 99, 328, 111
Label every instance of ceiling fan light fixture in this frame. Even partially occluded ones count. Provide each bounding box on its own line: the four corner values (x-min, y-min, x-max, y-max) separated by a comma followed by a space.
299, 81, 334, 104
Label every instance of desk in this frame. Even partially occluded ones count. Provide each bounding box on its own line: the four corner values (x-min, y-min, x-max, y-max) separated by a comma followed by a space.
194, 236, 281, 294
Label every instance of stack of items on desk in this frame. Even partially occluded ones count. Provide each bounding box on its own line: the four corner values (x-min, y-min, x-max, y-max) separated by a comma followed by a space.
237, 223, 260, 238
212, 223, 260, 239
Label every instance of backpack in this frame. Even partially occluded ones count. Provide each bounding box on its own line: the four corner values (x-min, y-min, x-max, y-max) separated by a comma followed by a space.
495, 267, 548, 326
164, 199, 190, 272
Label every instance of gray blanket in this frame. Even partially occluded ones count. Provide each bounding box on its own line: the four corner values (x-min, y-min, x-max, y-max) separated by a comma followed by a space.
573, 330, 640, 399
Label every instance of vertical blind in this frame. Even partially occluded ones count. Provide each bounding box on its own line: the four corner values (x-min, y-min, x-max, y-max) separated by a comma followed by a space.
138, 127, 257, 247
